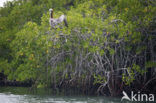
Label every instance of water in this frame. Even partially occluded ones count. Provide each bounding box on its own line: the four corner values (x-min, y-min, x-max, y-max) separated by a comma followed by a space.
0, 87, 131, 103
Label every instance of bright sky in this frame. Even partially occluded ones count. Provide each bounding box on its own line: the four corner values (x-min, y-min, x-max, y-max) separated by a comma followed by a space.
0, 0, 13, 7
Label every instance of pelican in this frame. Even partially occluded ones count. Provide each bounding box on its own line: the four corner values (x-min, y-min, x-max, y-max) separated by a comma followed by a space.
49, 8, 68, 28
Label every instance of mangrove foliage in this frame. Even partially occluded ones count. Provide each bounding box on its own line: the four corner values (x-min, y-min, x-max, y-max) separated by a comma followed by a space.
0, 0, 156, 96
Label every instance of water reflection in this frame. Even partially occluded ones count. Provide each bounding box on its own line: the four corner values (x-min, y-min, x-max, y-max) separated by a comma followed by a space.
0, 87, 130, 103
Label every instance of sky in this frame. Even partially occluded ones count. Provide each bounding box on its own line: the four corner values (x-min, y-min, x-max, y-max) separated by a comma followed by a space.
0, 0, 13, 7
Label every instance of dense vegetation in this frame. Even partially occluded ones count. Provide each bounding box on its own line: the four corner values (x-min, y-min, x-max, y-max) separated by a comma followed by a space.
0, 0, 156, 96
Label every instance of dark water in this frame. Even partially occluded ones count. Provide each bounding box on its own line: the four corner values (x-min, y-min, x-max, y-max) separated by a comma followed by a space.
0, 87, 132, 103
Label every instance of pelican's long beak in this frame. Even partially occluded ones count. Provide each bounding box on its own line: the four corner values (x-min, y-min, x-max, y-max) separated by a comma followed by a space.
49, 8, 53, 18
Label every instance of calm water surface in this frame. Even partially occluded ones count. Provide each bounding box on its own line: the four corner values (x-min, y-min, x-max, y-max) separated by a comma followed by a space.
0, 87, 132, 103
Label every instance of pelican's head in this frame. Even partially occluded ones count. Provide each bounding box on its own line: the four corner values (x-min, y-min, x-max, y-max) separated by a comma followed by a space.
49, 8, 53, 12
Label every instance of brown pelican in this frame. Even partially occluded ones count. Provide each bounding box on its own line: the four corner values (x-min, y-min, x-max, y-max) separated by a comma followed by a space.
49, 8, 68, 28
